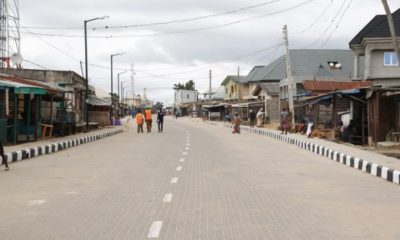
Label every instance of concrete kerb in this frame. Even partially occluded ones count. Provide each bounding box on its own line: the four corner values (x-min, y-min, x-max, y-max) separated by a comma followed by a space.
204, 121, 400, 186
0, 128, 123, 165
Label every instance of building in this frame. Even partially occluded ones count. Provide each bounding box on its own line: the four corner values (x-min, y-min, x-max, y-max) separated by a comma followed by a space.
349, 8, 400, 86
349, 8, 400, 144
220, 75, 246, 101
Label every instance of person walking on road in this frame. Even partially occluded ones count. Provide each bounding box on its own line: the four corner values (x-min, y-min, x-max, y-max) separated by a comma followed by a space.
249, 109, 256, 128
232, 113, 241, 134
136, 111, 144, 133
144, 108, 153, 133
0, 141, 9, 171
157, 109, 165, 133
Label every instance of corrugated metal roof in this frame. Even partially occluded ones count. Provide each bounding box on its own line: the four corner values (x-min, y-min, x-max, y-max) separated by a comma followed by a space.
221, 75, 247, 85
303, 80, 372, 91
246, 49, 354, 82
87, 95, 111, 106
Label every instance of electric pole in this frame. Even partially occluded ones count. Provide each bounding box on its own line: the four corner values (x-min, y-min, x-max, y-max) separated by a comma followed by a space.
382, 0, 400, 67
283, 25, 295, 127
131, 64, 135, 107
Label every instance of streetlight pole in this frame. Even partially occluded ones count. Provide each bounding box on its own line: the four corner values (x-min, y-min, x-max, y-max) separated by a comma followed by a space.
110, 52, 125, 124
121, 81, 129, 117
84, 15, 109, 132
117, 71, 128, 104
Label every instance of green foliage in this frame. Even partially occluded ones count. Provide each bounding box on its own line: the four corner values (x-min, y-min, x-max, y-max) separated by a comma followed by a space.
173, 80, 195, 91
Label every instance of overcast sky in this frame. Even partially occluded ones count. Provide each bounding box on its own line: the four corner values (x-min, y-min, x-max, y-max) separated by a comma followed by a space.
18, 0, 400, 105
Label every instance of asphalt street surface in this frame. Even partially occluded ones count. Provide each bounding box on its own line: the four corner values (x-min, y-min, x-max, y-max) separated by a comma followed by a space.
1, 117, 400, 240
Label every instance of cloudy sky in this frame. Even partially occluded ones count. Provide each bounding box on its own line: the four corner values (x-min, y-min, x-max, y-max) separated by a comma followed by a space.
18, 0, 400, 105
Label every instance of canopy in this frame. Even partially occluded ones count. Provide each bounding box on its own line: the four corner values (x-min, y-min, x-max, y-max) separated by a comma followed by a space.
87, 95, 111, 106
0, 80, 46, 94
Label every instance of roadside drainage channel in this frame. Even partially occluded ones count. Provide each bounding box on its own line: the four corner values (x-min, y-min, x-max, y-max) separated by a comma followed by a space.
1, 128, 123, 164
205, 121, 400, 186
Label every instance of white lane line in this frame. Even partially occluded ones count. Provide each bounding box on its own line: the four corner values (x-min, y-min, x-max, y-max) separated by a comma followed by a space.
148, 221, 163, 238
170, 177, 179, 184
182, 152, 188, 155
176, 166, 183, 171
28, 199, 46, 206
163, 193, 173, 202
179, 158, 185, 162
186, 143, 190, 146
185, 147, 189, 150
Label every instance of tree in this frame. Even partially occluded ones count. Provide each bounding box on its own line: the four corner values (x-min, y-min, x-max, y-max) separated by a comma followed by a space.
173, 80, 195, 91
184, 80, 195, 90
153, 102, 164, 110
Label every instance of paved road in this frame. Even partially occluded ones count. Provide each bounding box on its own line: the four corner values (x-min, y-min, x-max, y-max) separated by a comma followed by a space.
1, 117, 400, 240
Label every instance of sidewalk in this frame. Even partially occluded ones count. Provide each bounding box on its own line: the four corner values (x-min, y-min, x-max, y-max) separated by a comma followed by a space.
191, 118, 400, 185
1, 122, 125, 165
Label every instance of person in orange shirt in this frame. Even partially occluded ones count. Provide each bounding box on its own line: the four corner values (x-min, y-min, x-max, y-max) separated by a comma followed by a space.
144, 109, 153, 133
136, 111, 144, 133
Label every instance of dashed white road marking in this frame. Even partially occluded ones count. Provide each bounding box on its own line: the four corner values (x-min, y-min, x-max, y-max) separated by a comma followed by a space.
182, 152, 188, 155
176, 166, 183, 171
28, 199, 46, 206
186, 143, 190, 146
163, 193, 173, 202
170, 177, 179, 184
179, 158, 185, 162
148, 221, 163, 238
185, 147, 189, 150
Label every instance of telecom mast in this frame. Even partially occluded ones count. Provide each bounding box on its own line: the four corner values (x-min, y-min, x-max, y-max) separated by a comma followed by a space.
0, 0, 21, 68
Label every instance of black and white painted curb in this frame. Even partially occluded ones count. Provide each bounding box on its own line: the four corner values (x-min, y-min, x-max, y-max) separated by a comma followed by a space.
205, 121, 400, 186
0, 129, 123, 165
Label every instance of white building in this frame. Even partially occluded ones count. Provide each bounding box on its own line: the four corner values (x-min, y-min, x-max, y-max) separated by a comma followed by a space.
174, 89, 198, 105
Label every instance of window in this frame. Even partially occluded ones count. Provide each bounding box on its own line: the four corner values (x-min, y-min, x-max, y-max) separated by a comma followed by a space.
384, 52, 398, 66
187, 94, 190, 99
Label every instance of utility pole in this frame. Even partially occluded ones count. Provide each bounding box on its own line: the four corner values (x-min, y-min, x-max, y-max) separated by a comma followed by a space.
237, 66, 240, 100
209, 69, 212, 101
131, 64, 135, 107
382, 0, 400, 67
283, 25, 295, 127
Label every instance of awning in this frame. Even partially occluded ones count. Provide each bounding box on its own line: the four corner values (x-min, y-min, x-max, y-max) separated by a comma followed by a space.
88, 95, 111, 106
0, 80, 46, 94
202, 103, 230, 109
232, 101, 264, 108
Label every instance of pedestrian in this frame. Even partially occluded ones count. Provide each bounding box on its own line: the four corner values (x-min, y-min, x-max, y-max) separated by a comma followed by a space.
280, 107, 288, 134
0, 140, 9, 171
136, 111, 144, 133
232, 113, 241, 134
144, 108, 153, 133
306, 105, 314, 138
249, 109, 256, 128
157, 109, 165, 133
256, 108, 264, 127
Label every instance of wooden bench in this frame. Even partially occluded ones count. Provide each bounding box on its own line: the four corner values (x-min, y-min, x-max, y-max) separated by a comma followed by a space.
393, 132, 400, 142
41, 123, 53, 140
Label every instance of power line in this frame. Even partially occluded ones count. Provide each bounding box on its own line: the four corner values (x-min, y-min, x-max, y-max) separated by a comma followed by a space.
20, 0, 316, 39
320, 0, 353, 47
303, 0, 347, 48
292, 0, 334, 34
24, 59, 48, 69
21, 0, 280, 31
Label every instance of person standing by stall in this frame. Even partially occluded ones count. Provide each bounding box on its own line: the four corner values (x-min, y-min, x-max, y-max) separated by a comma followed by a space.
256, 108, 264, 127
249, 109, 256, 128
280, 108, 288, 134
145, 108, 153, 133
0, 141, 9, 171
